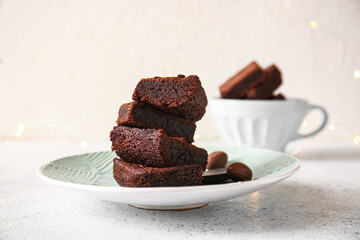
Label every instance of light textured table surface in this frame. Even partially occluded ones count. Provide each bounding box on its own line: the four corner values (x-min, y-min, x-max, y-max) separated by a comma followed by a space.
1, 141, 360, 240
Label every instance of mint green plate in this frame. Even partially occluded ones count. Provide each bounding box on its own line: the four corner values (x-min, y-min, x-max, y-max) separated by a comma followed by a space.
37, 146, 300, 210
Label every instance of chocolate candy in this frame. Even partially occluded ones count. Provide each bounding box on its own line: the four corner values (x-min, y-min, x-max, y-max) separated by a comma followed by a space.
202, 168, 229, 184
226, 162, 252, 182
206, 151, 228, 170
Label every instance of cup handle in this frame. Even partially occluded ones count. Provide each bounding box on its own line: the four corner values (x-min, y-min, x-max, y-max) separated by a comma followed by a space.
292, 104, 328, 140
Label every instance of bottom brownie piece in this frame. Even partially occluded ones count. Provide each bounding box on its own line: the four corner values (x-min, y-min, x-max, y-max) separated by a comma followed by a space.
113, 158, 204, 187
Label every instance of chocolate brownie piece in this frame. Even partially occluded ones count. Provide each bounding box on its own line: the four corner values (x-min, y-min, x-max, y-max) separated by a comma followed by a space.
246, 65, 282, 99
272, 93, 286, 100
132, 75, 207, 122
220, 61, 266, 99
116, 101, 196, 143
110, 126, 208, 169
113, 158, 203, 187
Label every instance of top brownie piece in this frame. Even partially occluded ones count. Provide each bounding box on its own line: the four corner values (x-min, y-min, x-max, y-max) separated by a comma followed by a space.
132, 75, 207, 122
220, 61, 266, 99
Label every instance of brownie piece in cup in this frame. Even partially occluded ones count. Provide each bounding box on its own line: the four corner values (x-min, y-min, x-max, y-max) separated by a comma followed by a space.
220, 61, 266, 99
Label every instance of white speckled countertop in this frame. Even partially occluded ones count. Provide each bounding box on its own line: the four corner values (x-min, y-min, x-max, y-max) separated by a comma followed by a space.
1, 141, 359, 240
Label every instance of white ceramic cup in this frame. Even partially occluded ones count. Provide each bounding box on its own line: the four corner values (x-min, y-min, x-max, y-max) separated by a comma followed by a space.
209, 98, 328, 151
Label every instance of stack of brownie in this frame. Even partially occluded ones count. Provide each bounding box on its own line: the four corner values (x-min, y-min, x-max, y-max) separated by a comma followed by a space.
219, 61, 285, 100
110, 75, 208, 187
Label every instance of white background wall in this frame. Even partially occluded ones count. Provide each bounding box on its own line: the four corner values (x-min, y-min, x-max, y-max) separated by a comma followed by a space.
1, 0, 359, 143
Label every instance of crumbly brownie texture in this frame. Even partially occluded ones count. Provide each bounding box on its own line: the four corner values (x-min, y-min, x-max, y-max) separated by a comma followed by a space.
110, 126, 208, 169
116, 101, 196, 143
113, 158, 203, 187
246, 65, 282, 99
132, 75, 207, 122
220, 61, 266, 99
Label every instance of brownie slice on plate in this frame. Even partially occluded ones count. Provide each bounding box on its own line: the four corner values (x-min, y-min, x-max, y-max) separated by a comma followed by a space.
132, 75, 207, 122
116, 101, 196, 143
113, 158, 203, 187
110, 126, 207, 169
